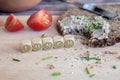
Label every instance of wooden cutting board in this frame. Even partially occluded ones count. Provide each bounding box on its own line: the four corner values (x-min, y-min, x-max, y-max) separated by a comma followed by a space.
0, 13, 120, 80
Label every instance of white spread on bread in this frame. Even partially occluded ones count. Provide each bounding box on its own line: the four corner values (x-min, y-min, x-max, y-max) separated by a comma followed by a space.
58, 15, 110, 40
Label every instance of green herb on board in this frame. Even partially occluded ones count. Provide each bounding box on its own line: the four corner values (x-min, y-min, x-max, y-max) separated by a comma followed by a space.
41, 34, 48, 38
12, 58, 20, 62
89, 74, 96, 78
112, 65, 117, 69
42, 56, 54, 61
85, 67, 91, 74
85, 54, 101, 61
52, 72, 61, 76
85, 67, 96, 78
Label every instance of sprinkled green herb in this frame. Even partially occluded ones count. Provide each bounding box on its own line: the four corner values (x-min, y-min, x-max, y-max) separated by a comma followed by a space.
86, 57, 101, 61
77, 17, 81, 20
89, 74, 96, 78
84, 16, 89, 21
52, 72, 61, 76
93, 22, 103, 29
85, 67, 90, 74
85, 67, 96, 78
85, 54, 101, 61
112, 65, 117, 69
85, 23, 94, 30
12, 58, 20, 62
42, 56, 54, 61
85, 22, 103, 30
41, 34, 48, 38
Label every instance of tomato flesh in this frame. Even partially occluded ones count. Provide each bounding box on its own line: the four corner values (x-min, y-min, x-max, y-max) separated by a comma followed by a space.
27, 9, 52, 31
5, 14, 24, 32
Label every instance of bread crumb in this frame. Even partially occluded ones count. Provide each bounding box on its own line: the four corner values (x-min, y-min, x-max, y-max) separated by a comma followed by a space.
89, 65, 94, 69
84, 51, 90, 56
48, 64, 55, 69
104, 51, 118, 55
79, 54, 84, 58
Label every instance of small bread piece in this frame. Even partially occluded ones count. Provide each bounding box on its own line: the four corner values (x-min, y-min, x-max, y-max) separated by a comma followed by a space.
53, 35, 64, 49
42, 37, 53, 50
57, 8, 120, 47
31, 38, 42, 51
64, 35, 75, 48
20, 40, 32, 53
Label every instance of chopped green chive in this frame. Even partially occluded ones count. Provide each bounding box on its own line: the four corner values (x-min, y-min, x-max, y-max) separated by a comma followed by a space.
41, 34, 48, 38
93, 23, 102, 29
12, 58, 20, 62
85, 21, 103, 30
85, 54, 101, 61
85, 67, 90, 74
84, 17, 89, 21
77, 17, 81, 20
112, 65, 117, 69
85, 67, 96, 78
86, 57, 101, 61
85, 23, 94, 30
52, 72, 61, 76
42, 56, 54, 61
89, 74, 96, 78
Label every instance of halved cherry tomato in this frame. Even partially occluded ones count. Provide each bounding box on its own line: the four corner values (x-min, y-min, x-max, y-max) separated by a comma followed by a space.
5, 14, 24, 32
27, 9, 52, 31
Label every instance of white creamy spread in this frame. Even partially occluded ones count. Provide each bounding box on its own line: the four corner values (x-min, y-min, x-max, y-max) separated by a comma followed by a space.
58, 15, 110, 40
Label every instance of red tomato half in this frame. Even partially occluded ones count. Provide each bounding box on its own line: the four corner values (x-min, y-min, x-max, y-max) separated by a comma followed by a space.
5, 14, 24, 32
27, 9, 52, 31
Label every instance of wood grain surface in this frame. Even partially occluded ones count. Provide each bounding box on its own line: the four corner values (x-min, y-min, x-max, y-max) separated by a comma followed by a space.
0, 15, 120, 80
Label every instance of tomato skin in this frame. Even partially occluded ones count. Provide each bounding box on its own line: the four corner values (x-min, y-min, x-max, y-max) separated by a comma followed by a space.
5, 14, 24, 32
27, 9, 52, 31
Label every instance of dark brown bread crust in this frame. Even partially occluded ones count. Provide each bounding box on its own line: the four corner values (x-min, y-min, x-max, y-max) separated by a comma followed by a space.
56, 5, 120, 47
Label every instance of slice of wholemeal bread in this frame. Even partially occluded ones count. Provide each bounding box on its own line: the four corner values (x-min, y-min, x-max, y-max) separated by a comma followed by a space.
56, 5, 120, 47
